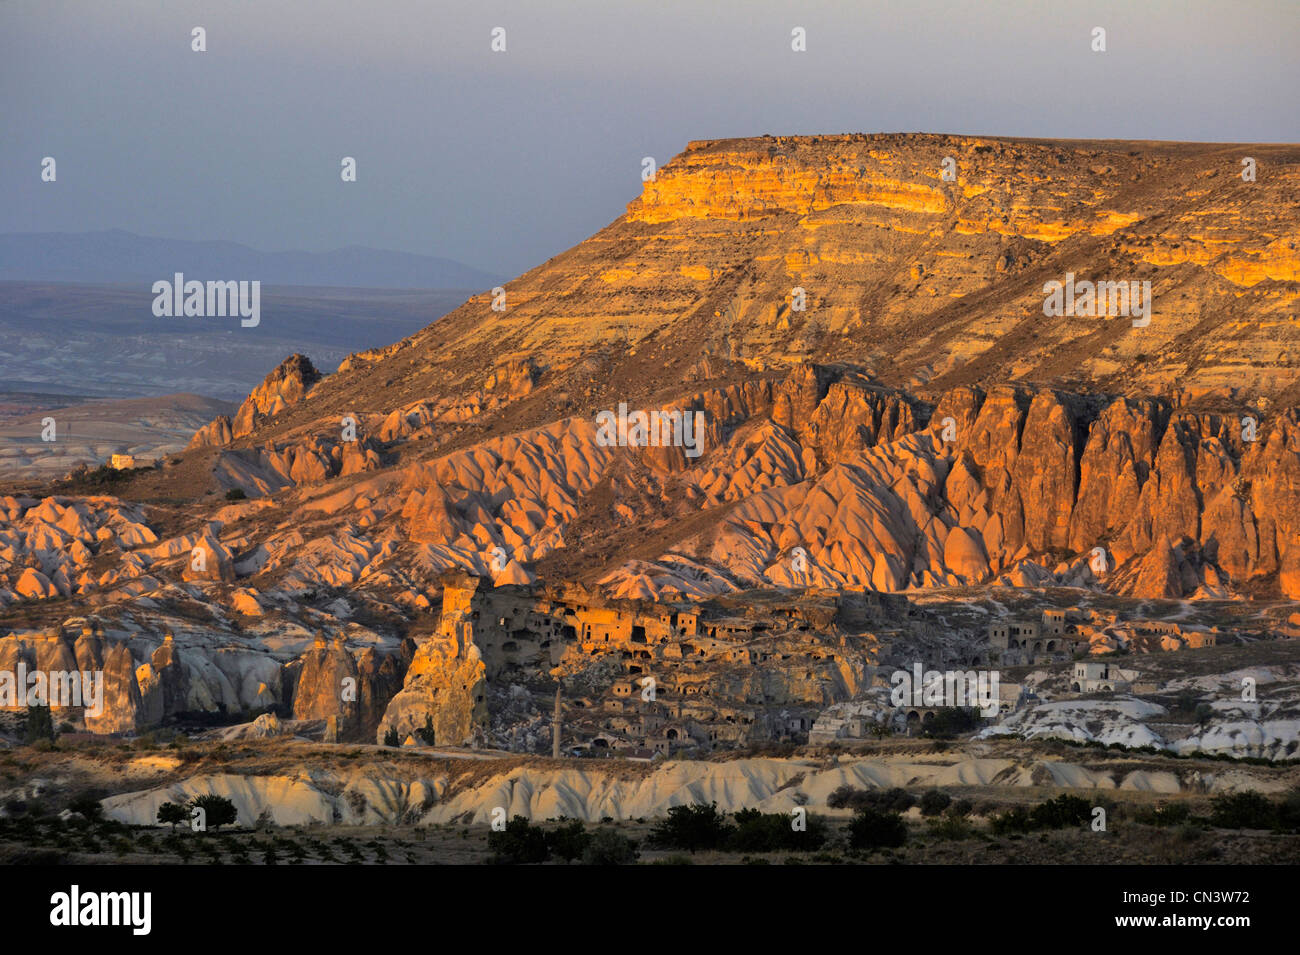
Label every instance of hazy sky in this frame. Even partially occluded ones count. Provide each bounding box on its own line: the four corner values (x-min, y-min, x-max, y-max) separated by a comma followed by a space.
3, 0, 1297, 277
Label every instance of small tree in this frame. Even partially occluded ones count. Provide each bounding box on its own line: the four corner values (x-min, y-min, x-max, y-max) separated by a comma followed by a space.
157, 802, 187, 830
1210, 791, 1277, 830
488, 816, 550, 865
919, 790, 952, 817
848, 808, 908, 850
416, 715, 436, 747
383, 726, 401, 747
582, 828, 638, 865
68, 794, 105, 822
649, 803, 733, 853
545, 819, 591, 862
24, 704, 55, 745
189, 794, 238, 831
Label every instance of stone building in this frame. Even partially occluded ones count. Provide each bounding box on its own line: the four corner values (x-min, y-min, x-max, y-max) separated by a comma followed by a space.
1071, 660, 1139, 693
429, 572, 906, 752
988, 609, 1077, 665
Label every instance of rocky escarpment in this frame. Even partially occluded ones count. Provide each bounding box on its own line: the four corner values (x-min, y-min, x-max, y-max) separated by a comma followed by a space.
0, 607, 415, 740
191, 363, 1300, 601
188, 353, 321, 449
211, 133, 1299, 452
290, 632, 412, 741
6, 360, 1300, 622
0, 623, 152, 733
631, 370, 1300, 601
140, 134, 1299, 606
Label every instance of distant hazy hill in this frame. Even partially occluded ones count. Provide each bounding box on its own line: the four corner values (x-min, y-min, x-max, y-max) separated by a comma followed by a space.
0, 230, 501, 289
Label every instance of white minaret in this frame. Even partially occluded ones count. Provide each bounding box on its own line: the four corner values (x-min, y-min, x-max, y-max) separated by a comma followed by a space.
552, 685, 562, 759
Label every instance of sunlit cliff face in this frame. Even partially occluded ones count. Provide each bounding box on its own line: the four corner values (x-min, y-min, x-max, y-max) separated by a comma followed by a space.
397, 132, 1298, 401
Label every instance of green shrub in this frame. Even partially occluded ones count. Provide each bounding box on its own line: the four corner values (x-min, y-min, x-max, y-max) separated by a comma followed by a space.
877, 788, 916, 813
727, 808, 828, 853
649, 803, 733, 853
919, 790, 952, 817
581, 828, 638, 865
991, 806, 1033, 835
1210, 791, 1277, 830
928, 815, 975, 840
1029, 794, 1092, 830
992, 795, 1094, 834
488, 816, 550, 864
829, 786, 915, 814
545, 819, 591, 862
826, 785, 857, 809
847, 808, 907, 850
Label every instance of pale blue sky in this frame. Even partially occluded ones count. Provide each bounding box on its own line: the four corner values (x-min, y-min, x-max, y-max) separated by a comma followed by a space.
2, 0, 1296, 277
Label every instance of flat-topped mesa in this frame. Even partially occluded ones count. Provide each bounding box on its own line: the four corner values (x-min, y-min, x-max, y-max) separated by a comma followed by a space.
627, 132, 1295, 246
628, 134, 953, 223
615, 133, 1299, 399
187, 133, 1300, 456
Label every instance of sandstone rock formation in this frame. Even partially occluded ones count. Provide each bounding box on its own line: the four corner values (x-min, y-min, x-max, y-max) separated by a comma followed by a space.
189, 354, 320, 451
376, 618, 488, 747
288, 633, 405, 741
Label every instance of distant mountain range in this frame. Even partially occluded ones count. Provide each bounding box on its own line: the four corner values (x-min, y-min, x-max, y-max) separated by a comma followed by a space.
0, 230, 501, 289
